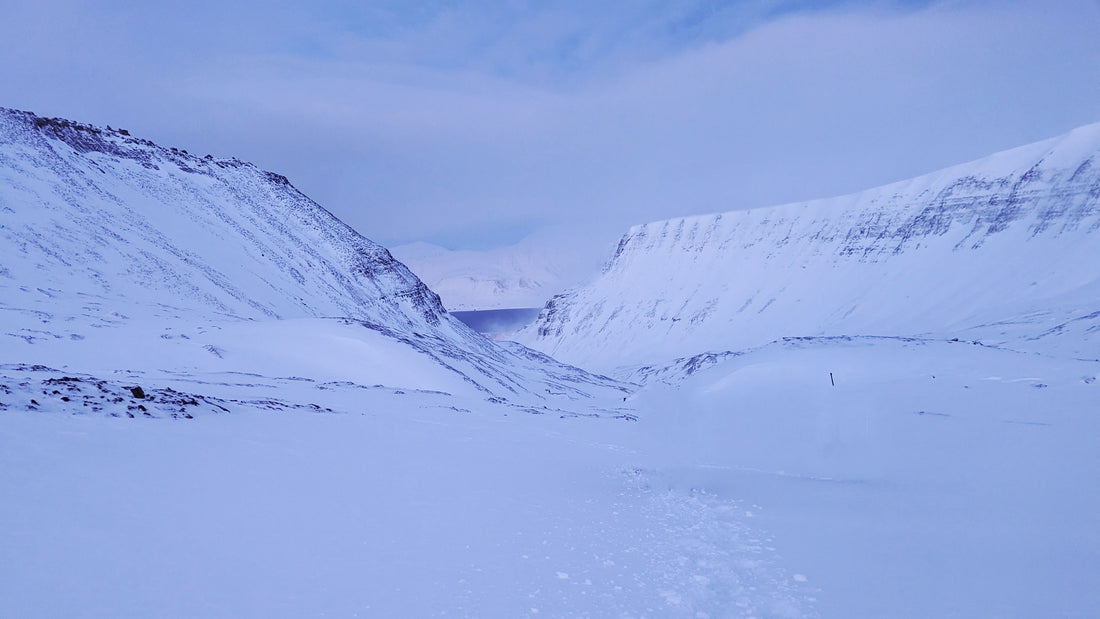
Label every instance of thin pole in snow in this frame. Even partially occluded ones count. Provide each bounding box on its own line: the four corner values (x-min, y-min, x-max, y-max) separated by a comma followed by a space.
830, 372, 835, 387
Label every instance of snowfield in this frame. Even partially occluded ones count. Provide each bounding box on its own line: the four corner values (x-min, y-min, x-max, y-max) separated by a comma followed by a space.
3, 333, 1095, 617
2, 107, 1098, 617
635, 336, 1099, 617
0, 372, 814, 618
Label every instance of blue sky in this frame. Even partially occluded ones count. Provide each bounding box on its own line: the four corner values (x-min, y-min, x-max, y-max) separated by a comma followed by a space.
1, 0, 1098, 255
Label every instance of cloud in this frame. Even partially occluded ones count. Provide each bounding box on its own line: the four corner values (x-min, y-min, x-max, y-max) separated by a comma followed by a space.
1, 0, 1097, 256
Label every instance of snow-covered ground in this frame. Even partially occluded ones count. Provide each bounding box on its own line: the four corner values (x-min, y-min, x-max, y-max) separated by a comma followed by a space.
635, 336, 1100, 617
3, 107, 1098, 617
0, 366, 814, 617
3, 325, 1097, 616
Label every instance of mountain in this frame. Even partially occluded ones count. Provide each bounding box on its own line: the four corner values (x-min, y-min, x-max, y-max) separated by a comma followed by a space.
3, 107, 1098, 617
390, 233, 609, 311
389, 241, 551, 311
516, 122, 1100, 372
508, 122, 1100, 616
4, 106, 822, 618
0, 107, 627, 406
0, 108, 447, 327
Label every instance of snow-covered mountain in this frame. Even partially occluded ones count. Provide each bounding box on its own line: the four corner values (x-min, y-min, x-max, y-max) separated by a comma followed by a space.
0, 108, 448, 327
3, 107, 1099, 617
500, 123, 1100, 616
390, 241, 553, 311
390, 233, 610, 311
517, 122, 1100, 372
0, 107, 626, 405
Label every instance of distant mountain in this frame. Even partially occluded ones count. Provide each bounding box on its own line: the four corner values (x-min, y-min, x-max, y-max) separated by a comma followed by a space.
390, 234, 609, 311
391, 241, 552, 310
0, 107, 627, 404
516, 122, 1100, 372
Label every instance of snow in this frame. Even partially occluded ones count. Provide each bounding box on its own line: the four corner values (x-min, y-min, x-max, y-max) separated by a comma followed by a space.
0, 107, 628, 404
4, 332, 1096, 616
390, 235, 605, 311
391, 240, 555, 311
634, 336, 1100, 617
0, 368, 813, 618
2, 107, 1098, 617
516, 122, 1100, 371
508, 120, 1100, 615
0, 109, 445, 331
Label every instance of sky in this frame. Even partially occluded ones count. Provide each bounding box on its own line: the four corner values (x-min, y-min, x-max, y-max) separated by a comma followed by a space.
1, 0, 1098, 264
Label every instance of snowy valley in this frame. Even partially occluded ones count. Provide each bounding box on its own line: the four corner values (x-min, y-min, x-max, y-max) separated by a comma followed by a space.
0, 108, 696, 617
2, 107, 1098, 618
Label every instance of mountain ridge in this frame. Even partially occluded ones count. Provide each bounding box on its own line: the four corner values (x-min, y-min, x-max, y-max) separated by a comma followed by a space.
0, 106, 629, 405
0, 106, 447, 329
517, 121, 1100, 371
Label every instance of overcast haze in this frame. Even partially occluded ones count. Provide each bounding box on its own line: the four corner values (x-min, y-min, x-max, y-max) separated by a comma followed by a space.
2, 0, 1098, 258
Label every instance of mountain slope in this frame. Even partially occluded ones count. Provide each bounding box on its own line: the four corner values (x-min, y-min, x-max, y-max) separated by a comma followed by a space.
516, 122, 1100, 371
0, 107, 627, 405
0, 109, 442, 328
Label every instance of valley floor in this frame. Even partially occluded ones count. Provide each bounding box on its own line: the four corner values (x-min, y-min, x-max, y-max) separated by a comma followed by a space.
0, 365, 811, 618
1, 335, 1097, 617
635, 337, 1100, 617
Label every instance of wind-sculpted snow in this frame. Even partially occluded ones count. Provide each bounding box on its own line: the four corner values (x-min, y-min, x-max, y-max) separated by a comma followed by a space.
518, 122, 1100, 371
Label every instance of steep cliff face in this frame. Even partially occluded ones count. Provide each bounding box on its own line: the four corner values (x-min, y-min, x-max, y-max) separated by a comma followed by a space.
517, 122, 1100, 371
0, 107, 444, 330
